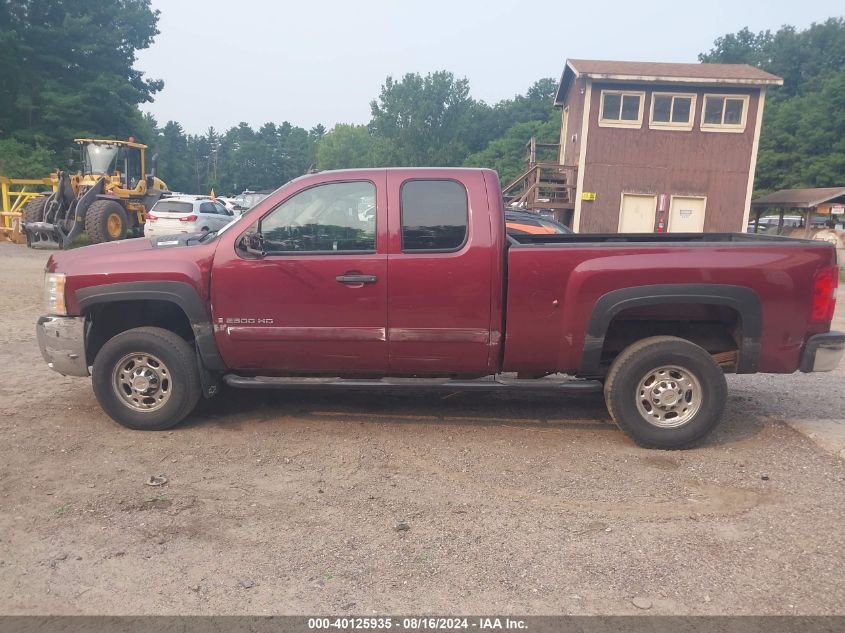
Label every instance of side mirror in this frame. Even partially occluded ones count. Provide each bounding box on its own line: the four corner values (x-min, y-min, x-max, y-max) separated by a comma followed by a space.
240, 231, 266, 257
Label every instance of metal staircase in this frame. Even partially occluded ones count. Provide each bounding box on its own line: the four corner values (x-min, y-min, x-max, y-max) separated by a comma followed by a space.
501, 138, 576, 221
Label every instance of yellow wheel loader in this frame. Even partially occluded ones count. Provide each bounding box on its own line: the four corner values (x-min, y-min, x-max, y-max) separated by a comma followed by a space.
21, 138, 169, 249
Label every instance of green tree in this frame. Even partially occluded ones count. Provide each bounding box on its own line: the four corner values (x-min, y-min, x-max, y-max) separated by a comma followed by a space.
368, 71, 477, 166
155, 121, 192, 192
0, 138, 55, 177
1, 0, 163, 150
464, 118, 560, 186
316, 124, 376, 170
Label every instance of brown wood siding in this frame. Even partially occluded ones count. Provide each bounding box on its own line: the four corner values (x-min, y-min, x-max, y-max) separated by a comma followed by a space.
578, 83, 760, 233
560, 77, 585, 166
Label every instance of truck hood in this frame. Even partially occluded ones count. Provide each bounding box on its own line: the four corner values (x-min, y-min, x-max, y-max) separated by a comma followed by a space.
47, 235, 220, 316
46, 234, 214, 274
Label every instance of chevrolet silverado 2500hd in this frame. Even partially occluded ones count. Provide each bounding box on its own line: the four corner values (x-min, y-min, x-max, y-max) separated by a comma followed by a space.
36, 168, 844, 448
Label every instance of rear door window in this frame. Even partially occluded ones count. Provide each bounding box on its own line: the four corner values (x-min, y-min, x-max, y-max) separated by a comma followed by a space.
199, 202, 217, 215
400, 180, 468, 252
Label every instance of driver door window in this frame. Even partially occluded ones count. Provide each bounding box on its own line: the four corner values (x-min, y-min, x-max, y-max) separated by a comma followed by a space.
261, 181, 376, 253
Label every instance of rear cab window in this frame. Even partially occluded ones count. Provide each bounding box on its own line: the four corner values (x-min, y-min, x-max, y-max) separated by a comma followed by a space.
400, 180, 468, 252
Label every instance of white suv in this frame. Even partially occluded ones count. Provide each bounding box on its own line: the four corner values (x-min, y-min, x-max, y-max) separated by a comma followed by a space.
144, 196, 235, 237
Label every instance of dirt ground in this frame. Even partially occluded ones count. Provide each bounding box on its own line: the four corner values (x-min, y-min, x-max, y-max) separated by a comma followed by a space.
0, 241, 843, 616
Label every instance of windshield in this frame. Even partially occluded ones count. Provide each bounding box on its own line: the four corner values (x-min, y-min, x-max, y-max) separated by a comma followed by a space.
82, 143, 121, 175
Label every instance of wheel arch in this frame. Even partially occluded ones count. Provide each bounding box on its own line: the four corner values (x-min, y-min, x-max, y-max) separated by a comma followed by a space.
77, 281, 226, 372
580, 284, 762, 376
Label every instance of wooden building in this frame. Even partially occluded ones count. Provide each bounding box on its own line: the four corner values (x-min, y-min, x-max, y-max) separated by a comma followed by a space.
505, 60, 783, 233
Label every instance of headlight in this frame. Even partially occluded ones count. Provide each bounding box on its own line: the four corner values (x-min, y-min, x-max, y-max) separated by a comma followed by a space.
44, 273, 67, 315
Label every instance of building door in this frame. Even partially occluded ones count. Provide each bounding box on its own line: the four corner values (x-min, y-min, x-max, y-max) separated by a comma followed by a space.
559, 106, 570, 164
668, 196, 706, 232
618, 194, 657, 232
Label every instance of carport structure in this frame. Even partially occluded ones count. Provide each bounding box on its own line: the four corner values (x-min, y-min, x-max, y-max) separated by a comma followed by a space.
750, 187, 845, 236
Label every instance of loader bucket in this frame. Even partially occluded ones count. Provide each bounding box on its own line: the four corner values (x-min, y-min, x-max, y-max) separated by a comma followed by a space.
23, 221, 69, 250
22, 177, 105, 249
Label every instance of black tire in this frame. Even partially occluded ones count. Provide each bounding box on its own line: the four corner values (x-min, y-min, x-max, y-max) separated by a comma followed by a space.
85, 199, 128, 244
22, 196, 48, 223
92, 327, 201, 431
604, 336, 727, 449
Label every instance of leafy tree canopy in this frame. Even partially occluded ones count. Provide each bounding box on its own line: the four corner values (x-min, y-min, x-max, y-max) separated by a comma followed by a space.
0, 0, 162, 152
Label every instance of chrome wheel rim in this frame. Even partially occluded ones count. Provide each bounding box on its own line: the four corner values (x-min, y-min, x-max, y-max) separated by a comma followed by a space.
112, 353, 172, 412
635, 365, 701, 428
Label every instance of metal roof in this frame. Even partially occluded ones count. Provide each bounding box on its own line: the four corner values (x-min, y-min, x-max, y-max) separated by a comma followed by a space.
751, 187, 845, 209
555, 59, 783, 105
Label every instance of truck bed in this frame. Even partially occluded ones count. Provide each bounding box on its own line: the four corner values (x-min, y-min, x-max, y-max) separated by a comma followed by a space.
508, 232, 815, 246
503, 232, 837, 377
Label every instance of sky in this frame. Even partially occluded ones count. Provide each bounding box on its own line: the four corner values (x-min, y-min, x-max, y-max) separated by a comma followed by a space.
135, 0, 844, 134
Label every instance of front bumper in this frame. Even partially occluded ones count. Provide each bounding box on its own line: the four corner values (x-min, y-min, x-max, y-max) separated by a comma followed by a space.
36, 315, 90, 377
800, 331, 845, 372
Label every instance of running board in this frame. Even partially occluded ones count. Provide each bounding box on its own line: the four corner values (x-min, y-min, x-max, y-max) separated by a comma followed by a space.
222, 374, 602, 393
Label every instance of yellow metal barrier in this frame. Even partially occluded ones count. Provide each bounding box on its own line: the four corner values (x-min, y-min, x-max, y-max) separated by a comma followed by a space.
0, 176, 56, 244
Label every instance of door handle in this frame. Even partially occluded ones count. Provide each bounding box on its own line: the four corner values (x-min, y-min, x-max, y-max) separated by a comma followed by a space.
336, 274, 378, 284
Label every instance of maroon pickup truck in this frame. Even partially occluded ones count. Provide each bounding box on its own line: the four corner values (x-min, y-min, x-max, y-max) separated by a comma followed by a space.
37, 168, 843, 448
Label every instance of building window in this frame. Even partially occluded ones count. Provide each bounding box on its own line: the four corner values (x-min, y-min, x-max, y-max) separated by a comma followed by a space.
701, 94, 749, 132
598, 90, 644, 128
649, 93, 696, 130
401, 180, 468, 252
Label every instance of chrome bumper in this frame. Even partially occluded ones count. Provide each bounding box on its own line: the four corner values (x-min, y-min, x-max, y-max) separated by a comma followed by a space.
800, 331, 845, 373
36, 315, 90, 377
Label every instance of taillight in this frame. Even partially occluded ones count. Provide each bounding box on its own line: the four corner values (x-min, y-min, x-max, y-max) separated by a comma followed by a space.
179, 214, 198, 222
147, 212, 158, 222
810, 266, 838, 322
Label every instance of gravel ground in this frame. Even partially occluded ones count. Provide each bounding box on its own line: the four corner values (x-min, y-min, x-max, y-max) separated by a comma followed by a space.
0, 241, 842, 615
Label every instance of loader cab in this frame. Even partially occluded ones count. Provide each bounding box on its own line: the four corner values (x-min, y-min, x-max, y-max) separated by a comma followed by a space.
75, 139, 146, 192
81, 142, 121, 176
121, 146, 143, 190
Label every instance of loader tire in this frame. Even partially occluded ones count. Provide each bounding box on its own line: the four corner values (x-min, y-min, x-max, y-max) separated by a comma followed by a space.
603, 336, 727, 450
92, 327, 201, 431
85, 199, 128, 244
22, 196, 48, 223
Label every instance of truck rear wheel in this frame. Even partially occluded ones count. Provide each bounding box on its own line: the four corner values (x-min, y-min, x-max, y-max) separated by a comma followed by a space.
603, 336, 727, 449
92, 327, 201, 430
86, 199, 128, 244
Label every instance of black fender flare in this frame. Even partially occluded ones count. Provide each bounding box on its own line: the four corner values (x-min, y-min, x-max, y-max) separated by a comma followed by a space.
580, 284, 762, 375
75, 281, 226, 372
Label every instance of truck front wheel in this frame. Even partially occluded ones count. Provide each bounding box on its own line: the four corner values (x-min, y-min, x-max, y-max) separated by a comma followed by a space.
603, 336, 727, 449
92, 327, 201, 430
